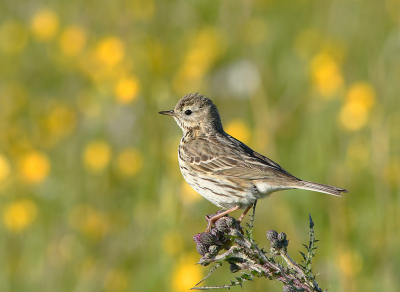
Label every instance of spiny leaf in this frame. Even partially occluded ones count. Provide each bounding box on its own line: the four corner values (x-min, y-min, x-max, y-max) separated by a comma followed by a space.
251, 270, 261, 277
241, 273, 251, 280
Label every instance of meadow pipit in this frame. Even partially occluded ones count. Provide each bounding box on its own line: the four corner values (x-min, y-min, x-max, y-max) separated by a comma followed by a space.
160, 93, 348, 232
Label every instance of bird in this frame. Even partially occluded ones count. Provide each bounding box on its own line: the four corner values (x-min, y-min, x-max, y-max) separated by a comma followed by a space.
159, 93, 348, 232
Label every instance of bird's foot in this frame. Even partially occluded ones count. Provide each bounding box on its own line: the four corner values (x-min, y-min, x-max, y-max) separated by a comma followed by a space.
204, 206, 241, 233
204, 215, 213, 233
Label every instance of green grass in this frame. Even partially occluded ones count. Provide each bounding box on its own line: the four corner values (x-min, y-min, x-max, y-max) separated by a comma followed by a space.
0, 1, 399, 291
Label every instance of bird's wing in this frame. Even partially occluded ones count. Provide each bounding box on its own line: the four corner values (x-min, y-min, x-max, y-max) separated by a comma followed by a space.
181, 134, 299, 181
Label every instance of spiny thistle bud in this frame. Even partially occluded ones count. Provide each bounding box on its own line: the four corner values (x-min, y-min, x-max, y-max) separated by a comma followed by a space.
215, 216, 234, 232
196, 243, 209, 256
267, 230, 278, 241
209, 227, 220, 238
194, 233, 219, 256
270, 238, 280, 248
278, 232, 286, 242
193, 233, 208, 256
198, 232, 217, 245
193, 233, 202, 244
208, 245, 220, 255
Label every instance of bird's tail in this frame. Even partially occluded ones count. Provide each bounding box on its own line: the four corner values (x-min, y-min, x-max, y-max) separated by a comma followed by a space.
297, 180, 348, 197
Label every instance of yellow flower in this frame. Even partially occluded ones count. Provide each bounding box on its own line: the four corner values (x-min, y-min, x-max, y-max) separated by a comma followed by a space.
173, 27, 225, 94
0, 20, 28, 54
115, 76, 140, 104
83, 141, 112, 173
3, 199, 38, 232
311, 52, 343, 98
346, 82, 375, 110
46, 105, 77, 138
79, 50, 127, 82
339, 82, 376, 131
95, 37, 125, 67
187, 30, 220, 74
337, 249, 363, 277
225, 119, 251, 145
69, 205, 109, 241
104, 269, 129, 292
172, 253, 203, 292
116, 148, 143, 177
31, 9, 59, 41
339, 102, 368, 131
0, 154, 11, 182
19, 151, 51, 184
59, 25, 86, 56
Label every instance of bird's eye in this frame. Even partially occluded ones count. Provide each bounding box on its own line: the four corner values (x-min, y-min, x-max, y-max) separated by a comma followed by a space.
185, 109, 192, 115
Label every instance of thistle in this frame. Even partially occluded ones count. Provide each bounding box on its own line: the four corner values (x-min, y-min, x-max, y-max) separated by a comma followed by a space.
192, 205, 325, 292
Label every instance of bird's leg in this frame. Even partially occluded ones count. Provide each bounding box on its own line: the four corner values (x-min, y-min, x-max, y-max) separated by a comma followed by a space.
237, 205, 252, 223
204, 206, 240, 232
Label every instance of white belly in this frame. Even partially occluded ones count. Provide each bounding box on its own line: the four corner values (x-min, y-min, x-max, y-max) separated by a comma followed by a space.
254, 182, 292, 195
179, 161, 261, 209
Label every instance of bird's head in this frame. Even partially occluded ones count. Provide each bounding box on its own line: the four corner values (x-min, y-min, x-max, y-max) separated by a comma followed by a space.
159, 93, 223, 133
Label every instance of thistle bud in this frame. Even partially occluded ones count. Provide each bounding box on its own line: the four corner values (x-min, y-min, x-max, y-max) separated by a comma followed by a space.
270, 238, 280, 248
198, 232, 217, 245
193, 233, 218, 256
267, 230, 278, 241
196, 243, 208, 256
278, 232, 286, 242
208, 245, 219, 255
215, 216, 234, 232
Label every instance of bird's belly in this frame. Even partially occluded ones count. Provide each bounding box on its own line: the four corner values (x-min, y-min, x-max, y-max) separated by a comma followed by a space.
179, 162, 259, 209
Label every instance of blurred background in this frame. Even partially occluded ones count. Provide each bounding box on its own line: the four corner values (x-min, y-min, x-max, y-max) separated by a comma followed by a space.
0, 0, 399, 291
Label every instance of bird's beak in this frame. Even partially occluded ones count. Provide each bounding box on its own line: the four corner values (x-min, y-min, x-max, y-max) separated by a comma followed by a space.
159, 110, 175, 116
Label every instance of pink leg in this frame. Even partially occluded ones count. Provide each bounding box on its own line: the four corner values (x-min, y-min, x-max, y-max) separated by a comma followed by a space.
205, 206, 240, 232
237, 205, 252, 223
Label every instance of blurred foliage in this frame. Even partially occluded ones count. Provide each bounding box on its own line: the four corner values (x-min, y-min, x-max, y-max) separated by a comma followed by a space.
0, 0, 399, 292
